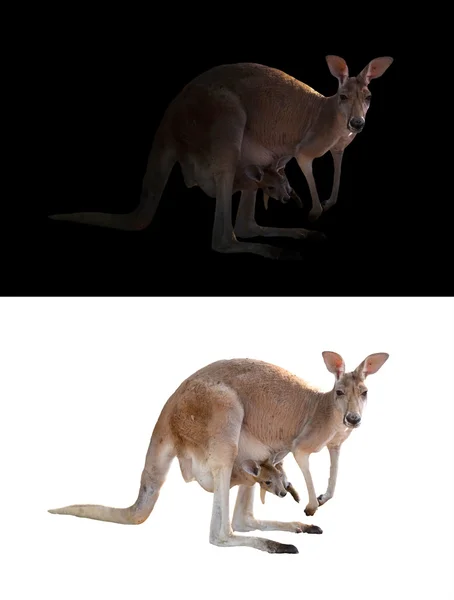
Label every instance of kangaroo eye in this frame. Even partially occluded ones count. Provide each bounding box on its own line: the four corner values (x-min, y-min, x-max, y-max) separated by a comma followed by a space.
361, 390, 368, 398
339, 94, 348, 101
265, 480, 272, 485
336, 390, 345, 397
365, 95, 372, 103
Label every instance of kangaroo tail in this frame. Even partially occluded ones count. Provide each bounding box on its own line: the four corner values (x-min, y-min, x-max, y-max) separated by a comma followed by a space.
48, 502, 140, 524
49, 437, 175, 525
49, 126, 176, 232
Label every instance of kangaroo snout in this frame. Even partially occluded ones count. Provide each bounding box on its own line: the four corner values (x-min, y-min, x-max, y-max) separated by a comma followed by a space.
348, 117, 365, 132
344, 412, 361, 427
278, 490, 287, 498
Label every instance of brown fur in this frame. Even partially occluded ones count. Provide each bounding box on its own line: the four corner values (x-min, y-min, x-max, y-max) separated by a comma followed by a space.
49, 56, 393, 260
230, 459, 299, 500
49, 351, 388, 553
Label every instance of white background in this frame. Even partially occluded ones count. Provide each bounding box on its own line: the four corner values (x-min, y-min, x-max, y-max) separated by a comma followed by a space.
1, 297, 453, 600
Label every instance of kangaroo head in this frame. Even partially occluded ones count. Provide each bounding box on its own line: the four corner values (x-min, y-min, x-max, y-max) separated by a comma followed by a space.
325, 55, 393, 134
322, 351, 389, 429
241, 457, 301, 505
241, 459, 290, 500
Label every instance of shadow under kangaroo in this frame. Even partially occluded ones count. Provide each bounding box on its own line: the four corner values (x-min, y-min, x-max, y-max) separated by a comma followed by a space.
49, 351, 388, 554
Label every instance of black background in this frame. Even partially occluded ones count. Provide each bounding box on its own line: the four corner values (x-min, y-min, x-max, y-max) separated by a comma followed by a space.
16, 14, 442, 296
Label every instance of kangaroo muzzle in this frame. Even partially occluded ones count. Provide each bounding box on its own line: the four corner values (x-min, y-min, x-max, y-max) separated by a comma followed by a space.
344, 412, 361, 428
348, 117, 365, 133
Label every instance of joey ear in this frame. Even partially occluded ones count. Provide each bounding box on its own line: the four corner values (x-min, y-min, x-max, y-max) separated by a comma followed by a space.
326, 55, 349, 85
354, 353, 389, 379
357, 57, 393, 85
260, 487, 267, 504
241, 459, 260, 477
271, 451, 288, 465
274, 155, 291, 171
244, 164, 264, 183
322, 351, 346, 379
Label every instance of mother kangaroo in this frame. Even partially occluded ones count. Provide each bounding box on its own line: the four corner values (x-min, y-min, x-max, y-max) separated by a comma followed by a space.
49, 351, 389, 554
49, 56, 393, 259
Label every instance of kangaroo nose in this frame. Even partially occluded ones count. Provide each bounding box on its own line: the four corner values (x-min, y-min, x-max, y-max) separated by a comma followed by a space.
345, 412, 361, 426
349, 117, 365, 131
279, 490, 287, 498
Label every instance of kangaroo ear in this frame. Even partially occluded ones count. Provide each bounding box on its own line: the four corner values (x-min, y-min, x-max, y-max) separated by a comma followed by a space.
354, 353, 389, 379
243, 164, 264, 183
274, 155, 291, 171
326, 55, 349, 85
271, 451, 288, 465
241, 459, 260, 477
357, 57, 394, 85
263, 192, 270, 210
322, 351, 345, 379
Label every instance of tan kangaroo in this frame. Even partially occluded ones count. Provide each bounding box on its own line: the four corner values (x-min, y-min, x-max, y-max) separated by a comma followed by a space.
49, 351, 388, 554
223, 458, 300, 501
178, 452, 297, 499
49, 56, 393, 260
261, 461, 300, 505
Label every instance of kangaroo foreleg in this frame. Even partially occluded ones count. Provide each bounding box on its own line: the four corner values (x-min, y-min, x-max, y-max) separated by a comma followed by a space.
317, 445, 341, 506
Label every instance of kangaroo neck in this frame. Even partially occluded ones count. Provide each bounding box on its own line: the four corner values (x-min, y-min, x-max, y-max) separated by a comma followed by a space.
296, 94, 347, 157
293, 388, 342, 449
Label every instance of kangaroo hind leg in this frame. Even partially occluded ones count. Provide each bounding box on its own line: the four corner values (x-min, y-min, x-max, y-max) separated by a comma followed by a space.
206, 388, 298, 553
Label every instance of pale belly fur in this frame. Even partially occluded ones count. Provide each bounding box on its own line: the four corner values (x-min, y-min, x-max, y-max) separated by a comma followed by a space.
191, 458, 215, 492
179, 430, 286, 493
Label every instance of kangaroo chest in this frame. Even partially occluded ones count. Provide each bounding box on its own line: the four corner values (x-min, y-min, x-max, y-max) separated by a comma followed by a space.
297, 129, 350, 159
294, 423, 350, 453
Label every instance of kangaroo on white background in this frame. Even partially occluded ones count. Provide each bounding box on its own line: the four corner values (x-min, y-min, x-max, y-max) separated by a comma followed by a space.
49, 56, 393, 259
49, 351, 388, 554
